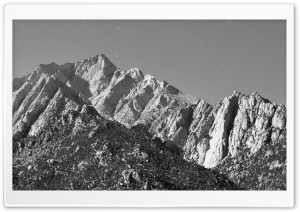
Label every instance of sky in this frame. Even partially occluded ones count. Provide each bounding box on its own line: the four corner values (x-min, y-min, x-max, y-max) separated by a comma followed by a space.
13, 20, 286, 105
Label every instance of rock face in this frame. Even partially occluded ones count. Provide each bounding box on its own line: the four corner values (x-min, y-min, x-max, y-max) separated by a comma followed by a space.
12, 62, 89, 140
202, 93, 239, 168
183, 91, 286, 168
13, 53, 286, 169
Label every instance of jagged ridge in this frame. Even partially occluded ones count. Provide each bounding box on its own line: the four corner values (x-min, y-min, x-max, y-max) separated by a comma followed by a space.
13, 54, 286, 175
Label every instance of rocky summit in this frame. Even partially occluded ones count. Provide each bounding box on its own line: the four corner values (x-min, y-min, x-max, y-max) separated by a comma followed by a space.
12, 54, 286, 190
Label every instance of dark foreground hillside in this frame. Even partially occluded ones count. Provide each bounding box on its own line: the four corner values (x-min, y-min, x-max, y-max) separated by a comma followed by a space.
13, 107, 241, 190
214, 130, 286, 190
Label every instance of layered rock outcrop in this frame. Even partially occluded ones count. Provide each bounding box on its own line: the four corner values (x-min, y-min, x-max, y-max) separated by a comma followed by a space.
13, 54, 286, 169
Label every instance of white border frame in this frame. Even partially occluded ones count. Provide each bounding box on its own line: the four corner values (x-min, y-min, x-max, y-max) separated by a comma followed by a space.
4, 4, 294, 207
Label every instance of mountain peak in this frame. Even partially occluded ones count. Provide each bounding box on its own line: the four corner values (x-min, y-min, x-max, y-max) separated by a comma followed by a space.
83, 54, 115, 67
36, 62, 59, 70
251, 91, 263, 99
126, 67, 144, 81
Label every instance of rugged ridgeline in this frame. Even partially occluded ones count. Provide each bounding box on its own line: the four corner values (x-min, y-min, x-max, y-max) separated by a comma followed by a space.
13, 54, 286, 189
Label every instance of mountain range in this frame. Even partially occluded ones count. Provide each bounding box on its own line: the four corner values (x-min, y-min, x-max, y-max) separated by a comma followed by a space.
12, 54, 286, 190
